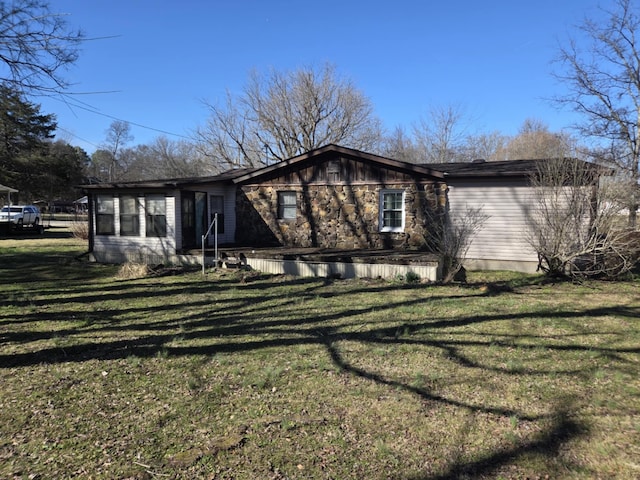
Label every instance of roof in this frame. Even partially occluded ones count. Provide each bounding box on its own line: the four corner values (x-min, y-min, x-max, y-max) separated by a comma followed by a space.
232, 144, 445, 183
427, 158, 608, 178
81, 149, 609, 191
0, 183, 18, 193
428, 159, 553, 178
83, 167, 259, 190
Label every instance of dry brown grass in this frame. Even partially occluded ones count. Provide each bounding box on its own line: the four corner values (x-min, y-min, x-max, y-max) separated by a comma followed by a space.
115, 261, 152, 279
69, 220, 89, 240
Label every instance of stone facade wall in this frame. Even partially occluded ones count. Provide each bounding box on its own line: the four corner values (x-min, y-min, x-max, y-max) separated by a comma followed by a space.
236, 182, 441, 250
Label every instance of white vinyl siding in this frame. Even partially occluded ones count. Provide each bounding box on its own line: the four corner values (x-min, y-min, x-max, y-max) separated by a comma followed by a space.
446, 179, 538, 265
93, 194, 177, 260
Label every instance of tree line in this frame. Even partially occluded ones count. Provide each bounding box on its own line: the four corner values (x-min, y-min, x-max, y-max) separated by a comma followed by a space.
0, 67, 584, 207
1, 0, 638, 235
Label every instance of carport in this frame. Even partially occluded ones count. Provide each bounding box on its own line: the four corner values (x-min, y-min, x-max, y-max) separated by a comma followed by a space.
0, 183, 18, 235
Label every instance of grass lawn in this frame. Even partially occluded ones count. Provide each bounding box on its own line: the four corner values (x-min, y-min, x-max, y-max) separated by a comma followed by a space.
1, 231, 639, 479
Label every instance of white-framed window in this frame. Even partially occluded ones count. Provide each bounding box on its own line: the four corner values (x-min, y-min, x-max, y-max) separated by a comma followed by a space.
119, 195, 140, 236
379, 189, 405, 232
95, 195, 115, 235
277, 191, 297, 220
145, 195, 167, 237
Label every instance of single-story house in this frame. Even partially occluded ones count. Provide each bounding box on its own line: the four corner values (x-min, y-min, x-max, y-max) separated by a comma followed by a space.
83, 144, 604, 279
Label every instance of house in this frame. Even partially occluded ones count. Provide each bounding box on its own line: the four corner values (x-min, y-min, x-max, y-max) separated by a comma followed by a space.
83, 145, 605, 279
84, 145, 446, 279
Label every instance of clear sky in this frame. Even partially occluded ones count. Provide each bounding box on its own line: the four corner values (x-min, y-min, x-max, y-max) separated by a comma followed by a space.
39, 0, 603, 155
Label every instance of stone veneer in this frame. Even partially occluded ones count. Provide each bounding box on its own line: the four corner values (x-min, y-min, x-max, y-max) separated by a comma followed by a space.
236, 182, 442, 250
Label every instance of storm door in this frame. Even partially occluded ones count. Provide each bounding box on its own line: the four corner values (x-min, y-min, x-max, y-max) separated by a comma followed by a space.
181, 191, 207, 248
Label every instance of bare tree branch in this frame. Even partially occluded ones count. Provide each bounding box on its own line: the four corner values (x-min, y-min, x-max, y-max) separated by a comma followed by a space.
553, 0, 640, 226
197, 63, 383, 169
527, 158, 638, 279
0, 0, 83, 95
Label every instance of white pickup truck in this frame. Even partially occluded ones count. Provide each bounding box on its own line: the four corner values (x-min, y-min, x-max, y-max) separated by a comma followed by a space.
0, 205, 41, 228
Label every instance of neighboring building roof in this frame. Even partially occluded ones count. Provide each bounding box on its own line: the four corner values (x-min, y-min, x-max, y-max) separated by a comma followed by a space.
0, 183, 18, 193
232, 144, 445, 183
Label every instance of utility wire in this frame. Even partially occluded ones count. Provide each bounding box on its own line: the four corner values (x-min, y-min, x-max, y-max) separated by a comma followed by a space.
47, 93, 194, 141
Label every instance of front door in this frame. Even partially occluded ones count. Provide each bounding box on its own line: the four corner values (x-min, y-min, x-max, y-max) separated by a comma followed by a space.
181, 191, 207, 249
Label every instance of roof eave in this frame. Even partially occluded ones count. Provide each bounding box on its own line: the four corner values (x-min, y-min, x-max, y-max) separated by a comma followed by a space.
232, 144, 445, 183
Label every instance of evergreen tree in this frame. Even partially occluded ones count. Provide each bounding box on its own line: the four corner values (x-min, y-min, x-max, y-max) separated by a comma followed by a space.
0, 84, 56, 200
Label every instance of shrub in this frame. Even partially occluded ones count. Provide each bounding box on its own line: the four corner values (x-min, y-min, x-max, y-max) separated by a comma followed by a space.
69, 221, 88, 240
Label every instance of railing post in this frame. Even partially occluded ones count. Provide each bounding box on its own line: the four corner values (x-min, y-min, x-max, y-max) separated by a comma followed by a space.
202, 212, 218, 276
214, 212, 218, 266
201, 233, 206, 275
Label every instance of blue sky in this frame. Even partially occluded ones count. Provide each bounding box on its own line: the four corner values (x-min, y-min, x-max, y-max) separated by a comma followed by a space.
40, 0, 603, 154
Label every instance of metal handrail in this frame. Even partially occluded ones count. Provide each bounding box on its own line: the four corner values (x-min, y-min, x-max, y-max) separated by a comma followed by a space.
201, 212, 218, 275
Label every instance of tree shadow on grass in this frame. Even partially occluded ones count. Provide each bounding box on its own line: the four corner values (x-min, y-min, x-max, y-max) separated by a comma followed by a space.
410, 408, 586, 479
2, 252, 634, 478
324, 337, 589, 478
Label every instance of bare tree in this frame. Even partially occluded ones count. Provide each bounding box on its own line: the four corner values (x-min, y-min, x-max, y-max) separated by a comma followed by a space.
413, 104, 471, 163
89, 121, 133, 182
498, 119, 578, 160
554, 0, 640, 227
105, 120, 133, 159
382, 125, 421, 163
425, 199, 489, 283
148, 136, 210, 178
0, 0, 83, 95
527, 158, 638, 279
463, 130, 508, 162
124, 136, 210, 180
196, 63, 383, 169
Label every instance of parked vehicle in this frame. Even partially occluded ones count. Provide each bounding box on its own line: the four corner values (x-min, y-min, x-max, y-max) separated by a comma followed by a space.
0, 205, 41, 228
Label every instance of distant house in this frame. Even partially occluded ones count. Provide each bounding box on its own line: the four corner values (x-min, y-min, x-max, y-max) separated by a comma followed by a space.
83, 145, 606, 278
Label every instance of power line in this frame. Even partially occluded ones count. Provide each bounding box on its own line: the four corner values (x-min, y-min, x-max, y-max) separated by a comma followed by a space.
48, 93, 195, 142
72, 102, 194, 140
54, 126, 100, 149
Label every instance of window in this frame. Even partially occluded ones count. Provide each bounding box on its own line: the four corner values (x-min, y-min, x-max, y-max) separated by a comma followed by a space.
210, 195, 225, 234
380, 190, 405, 232
145, 195, 166, 237
181, 194, 195, 230
119, 195, 139, 236
327, 160, 341, 182
277, 191, 297, 220
96, 195, 115, 235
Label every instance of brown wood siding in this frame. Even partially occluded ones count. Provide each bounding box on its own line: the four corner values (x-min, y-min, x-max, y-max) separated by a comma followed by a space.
244, 156, 423, 186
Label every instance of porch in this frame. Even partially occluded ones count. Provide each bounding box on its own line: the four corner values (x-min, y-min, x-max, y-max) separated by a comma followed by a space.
193, 246, 442, 282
